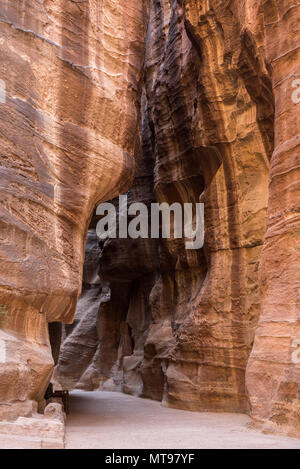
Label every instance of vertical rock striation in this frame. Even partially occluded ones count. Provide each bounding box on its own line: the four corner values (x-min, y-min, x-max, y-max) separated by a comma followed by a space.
57, 0, 271, 410
246, 0, 300, 437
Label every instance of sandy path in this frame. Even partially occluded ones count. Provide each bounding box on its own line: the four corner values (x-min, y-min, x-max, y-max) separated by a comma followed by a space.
65, 391, 300, 449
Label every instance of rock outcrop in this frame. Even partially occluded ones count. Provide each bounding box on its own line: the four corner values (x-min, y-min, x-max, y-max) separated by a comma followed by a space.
0, 0, 149, 438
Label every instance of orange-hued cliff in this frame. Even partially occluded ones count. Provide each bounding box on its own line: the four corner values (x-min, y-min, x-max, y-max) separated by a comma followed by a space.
0, 0, 299, 447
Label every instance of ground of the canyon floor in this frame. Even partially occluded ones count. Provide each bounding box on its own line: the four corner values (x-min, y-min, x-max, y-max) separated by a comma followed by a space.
65, 391, 300, 449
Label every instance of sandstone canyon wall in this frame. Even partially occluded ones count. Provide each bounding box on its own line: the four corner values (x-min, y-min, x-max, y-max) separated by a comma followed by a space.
56, 0, 299, 438
0, 0, 299, 444
245, 0, 300, 436
0, 0, 149, 441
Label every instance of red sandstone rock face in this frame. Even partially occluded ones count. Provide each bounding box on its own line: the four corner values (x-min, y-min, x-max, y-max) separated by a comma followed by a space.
0, 0, 149, 421
141, 0, 272, 413
244, 0, 300, 437
0, 0, 300, 442
55, 129, 159, 395
56, 0, 300, 438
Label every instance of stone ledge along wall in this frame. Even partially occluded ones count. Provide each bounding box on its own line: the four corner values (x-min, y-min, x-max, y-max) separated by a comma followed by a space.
56, 0, 300, 438
0, 0, 299, 443
0, 0, 150, 444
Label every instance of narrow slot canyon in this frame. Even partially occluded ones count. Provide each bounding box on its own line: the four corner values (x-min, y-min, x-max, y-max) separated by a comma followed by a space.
0, 0, 300, 450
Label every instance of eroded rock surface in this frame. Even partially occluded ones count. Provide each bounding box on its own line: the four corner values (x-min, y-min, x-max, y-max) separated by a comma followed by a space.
244, 0, 300, 437
56, 130, 159, 396
1, 0, 300, 444
56, 0, 300, 438
0, 0, 149, 430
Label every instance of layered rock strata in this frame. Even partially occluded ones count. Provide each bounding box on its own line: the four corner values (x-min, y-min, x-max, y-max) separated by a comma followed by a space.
57, 0, 299, 438
245, 0, 300, 437
0, 0, 149, 433
1, 0, 300, 442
